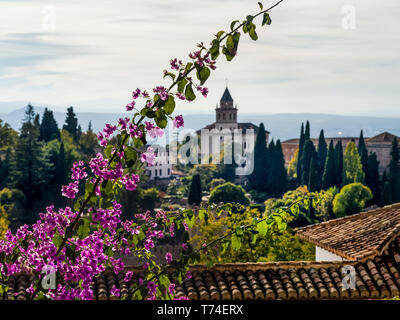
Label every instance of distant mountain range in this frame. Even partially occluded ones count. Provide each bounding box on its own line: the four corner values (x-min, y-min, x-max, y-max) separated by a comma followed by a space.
1, 106, 400, 142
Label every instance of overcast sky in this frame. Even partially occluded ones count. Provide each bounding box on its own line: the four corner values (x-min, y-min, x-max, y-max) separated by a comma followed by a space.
0, 0, 399, 117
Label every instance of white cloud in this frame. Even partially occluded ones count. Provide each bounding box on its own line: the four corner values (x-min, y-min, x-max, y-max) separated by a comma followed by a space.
0, 0, 399, 116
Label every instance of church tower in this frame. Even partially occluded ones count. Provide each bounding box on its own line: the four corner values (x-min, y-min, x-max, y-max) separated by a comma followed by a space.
215, 87, 238, 126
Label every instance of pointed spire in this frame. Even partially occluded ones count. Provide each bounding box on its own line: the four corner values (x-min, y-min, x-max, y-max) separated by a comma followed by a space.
220, 87, 234, 108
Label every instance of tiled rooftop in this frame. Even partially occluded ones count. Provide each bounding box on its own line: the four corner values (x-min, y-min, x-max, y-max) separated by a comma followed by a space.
297, 203, 400, 261
5, 236, 400, 300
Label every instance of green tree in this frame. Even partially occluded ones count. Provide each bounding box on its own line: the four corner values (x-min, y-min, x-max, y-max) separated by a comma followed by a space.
316, 130, 327, 190
365, 152, 380, 204
357, 130, 366, 156
308, 157, 318, 192
248, 123, 269, 192
332, 183, 372, 217
342, 141, 365, 185
9, 105, 53, 209
78, 130, 99, 162
141, 188, 159, 211
287, 148, 298, 179
63, 106, 79, 141
334, 140, 343, 187
380, 180, 392, 207
188, 174, 202, 205
322, 141, 336, 190
269, 139, 287, 196
300, 139, 316, 186
0, 147, 12, 189
55, 142, 68, 188
39, 108, 60, 142
389, 138, 400, 203
296, 123, 305, 182
304, 120, 310, 141
0, 119, 18, 149
208, 182, 249, 206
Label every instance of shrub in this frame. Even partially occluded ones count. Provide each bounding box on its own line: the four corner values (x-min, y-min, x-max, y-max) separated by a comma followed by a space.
333, 183, 373, 217
209, 182, 250, 206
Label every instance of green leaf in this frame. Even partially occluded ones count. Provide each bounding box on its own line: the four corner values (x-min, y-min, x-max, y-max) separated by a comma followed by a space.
104, 144, 113, 159
159, 274, 170, 290
249, 24, 258, 41
101, 179, 113, 199
231, 234, 242, 251
230, 20, 239, 31
246, 15, 254, 23
164, 95, 176, 115
184, 62, 193, 74
177, 78, 188, 93
210, 39, 220, 60
258, 2, 263, 10
184, 84, 196, 101
155, 111, 168, 128
76, 218, 90, 239
53, 233, 62, 248
216, 30, 225, 39
223, 32, 240, 61
262, 12, 272, 26
124, 146, 137, 168
196, 66, 211, 85
256, 220, 268, 237
163, 71, 176, 81
140, 107, 156, 118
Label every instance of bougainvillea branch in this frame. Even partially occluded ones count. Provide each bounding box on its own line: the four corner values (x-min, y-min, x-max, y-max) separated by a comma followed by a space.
0, 1, 296, 300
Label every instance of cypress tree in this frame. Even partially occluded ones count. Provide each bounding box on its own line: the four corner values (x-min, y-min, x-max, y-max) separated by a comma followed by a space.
296, 123, 305, 183
389, 138, 400, 203
316, 130, 327, 190
308, 157, 318, 192
358, 130, 366, 155
300, 139, 316, 186
55, 142, 67, 188
334, 140, 343, 187
358, 130, 368, 177
248, 123, 269, 192
322, 141, 336, 190
365, 152, 380, 204
269, 140, 288, 196
39, 108, 60, 142
63, 106, 79, 141
381, 181, 392, 207
188, 174, 202, 205
304, 121, 310, 141
77, 124, 83, 141
88, 121, 93, 133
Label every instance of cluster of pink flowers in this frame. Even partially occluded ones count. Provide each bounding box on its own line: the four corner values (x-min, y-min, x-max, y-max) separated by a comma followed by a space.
196, 86, 209, 98
153, 86, 169, 101
173, 115, 184, 128
188, 50, 216, 70
140, 146, 156, 166
145, 121, 164, 139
